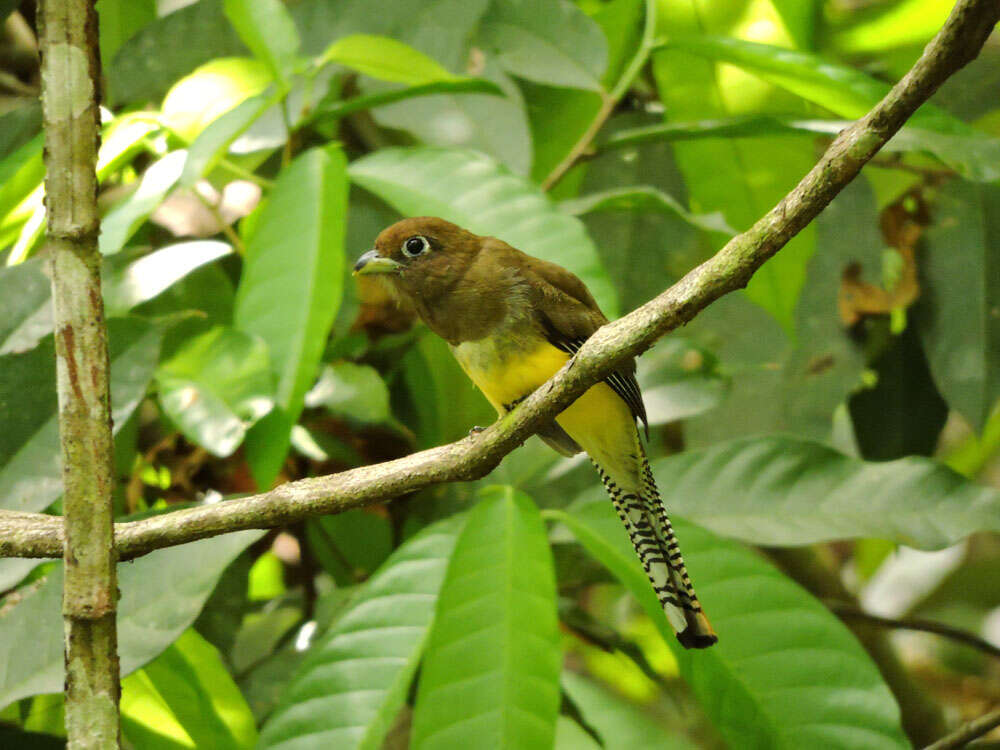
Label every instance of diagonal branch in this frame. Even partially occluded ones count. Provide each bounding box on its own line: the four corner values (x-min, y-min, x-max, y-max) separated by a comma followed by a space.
2, 0, 999, 563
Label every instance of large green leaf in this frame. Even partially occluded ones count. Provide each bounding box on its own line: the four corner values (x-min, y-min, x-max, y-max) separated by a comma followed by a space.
0, 318, 160, 513
561, 671, 694, 750
646, 435, 1000, 550
0, 530, 262, 707
156, 326, 274, 457
410, 487, 561, 750
349, 146, 617, 315
657, 34, 1000, 181
96, 0, 156, 69
235, 145, 347, 486
651, 11, 817, 334
320, 34, 461, 85
223, 0, 300, 89
550, 503, 908, 749
121, 628, 257, 749
918, 180, 1000, 433
258, 516, 465, 750
478, 0, 608, 91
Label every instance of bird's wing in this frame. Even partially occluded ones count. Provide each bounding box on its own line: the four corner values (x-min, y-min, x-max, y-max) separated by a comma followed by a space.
521, 253, 649, 432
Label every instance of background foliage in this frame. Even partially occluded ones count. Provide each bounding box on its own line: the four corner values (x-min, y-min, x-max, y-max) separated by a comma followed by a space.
1, 0, 999, 747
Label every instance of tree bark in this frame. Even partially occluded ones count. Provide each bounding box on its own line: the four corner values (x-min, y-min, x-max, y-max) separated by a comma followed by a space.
38, 0, 121, 747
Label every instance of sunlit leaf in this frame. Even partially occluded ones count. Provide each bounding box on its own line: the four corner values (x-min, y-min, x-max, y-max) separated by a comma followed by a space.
321, 34, 461, 85
0, 530, 263, 707
411, 488, 561, 750
156, 326, 274, 457
181, 92, 277, 187
258, 516, 465, 750
223, 0, 300, 89
121, 628, 257, 750
305, 362, 390, 424
349, 146, 617, 315
0, 318, 160, 513
551, 503, 908, 749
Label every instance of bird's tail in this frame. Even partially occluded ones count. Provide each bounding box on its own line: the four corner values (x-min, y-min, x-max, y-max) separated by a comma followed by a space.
592, 447, 717, 649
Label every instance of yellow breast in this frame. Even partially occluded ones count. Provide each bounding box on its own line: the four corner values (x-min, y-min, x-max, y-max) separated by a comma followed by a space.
451, 337, 570, 414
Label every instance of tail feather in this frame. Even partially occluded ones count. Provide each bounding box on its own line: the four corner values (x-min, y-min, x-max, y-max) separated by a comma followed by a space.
592, 452, 717, 650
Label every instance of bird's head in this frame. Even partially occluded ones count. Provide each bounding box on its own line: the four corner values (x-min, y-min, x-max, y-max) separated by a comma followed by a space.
353, 216, 480, 298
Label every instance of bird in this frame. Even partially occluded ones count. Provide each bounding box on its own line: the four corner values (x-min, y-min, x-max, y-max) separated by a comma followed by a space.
353, 216, 717, 649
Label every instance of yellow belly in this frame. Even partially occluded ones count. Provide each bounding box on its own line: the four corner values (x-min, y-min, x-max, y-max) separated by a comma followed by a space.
451, 337, 638, 482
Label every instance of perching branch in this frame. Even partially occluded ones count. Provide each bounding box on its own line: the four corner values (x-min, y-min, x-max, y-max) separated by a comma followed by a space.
1, 0, 998, 566
924, 706, 1000, 750
37, 0, 121, 747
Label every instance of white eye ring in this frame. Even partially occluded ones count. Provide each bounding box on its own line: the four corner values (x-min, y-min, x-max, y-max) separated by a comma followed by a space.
401, 235, 431, 258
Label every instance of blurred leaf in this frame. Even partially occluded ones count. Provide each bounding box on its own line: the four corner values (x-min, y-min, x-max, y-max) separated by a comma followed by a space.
918, 180, 1000, 432
560, 185, 735, 235
562, 671, 693, 750
247, 550, 286, 602
645, 434, 1000, 549
258, 516, 465, 750
0, 135, 43, 226
239, 642, 306, 723
770, 0, 820, 50
306, 509, 393, 585
832, 0, 952, 54
231, 603, 301, 674
305, 362, 390, 424
0, 257, 51, 355
551, 503, 908, 749
99, 151, 187, 256
0, 104, 41, 162
235, 145, 347, 486
411, 488, 561, 750
108, 0, 248, 106
641, 338, 729, 424
849, 326, 948, 460
104, 240, 232, 315
349, 146, 617, 315
321, 34, 461, 85
223, 0, 300, 89
180, 91, 279, 186
0, 558, 46, 593
478, 0, 608, 91
554, 715, 602, 750
0, 530, 263, 707
96, 0, 156, 69
162, 57, 272, 143
121, 628, 257, 750
0, 318, 160, 513
156, 326, 274, 457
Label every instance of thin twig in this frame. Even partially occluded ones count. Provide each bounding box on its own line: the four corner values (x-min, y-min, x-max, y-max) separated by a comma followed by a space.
541, 0, 658, 191
924, 706, 1000, 750
828, 602, 1000, 661
1, 0, 998, 564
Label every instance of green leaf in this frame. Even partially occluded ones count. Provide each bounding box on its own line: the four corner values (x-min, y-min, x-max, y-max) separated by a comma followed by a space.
832, 0, 953, 54
306, 509, 393, 584
0, 530, 262, 707
645, 435, 1000, 549
641, 338, 729, 425
0, 318, 160, 513
561, 671, 694, 750
103, 240, 233, 315
551, 503, 908, 749
321, 34, 461, 85
235, 145, 347, 485
258, 516, 465, 750
99, 151, 186, 256
223, 0, 300, 88
349, 146, 617, 315
107, 0, 248, 106
411, 487, 561, 750
0, 257, 51, 355
0, 134, 44, 226
554, 715, 601, 750
918, 180, 1000, 433
156, 326, 274, 457
305, 362, 390, 424
477, 0, 608, 91
96, 0, 156, 69
560, 185, 735, 236
121, 628, 257, 750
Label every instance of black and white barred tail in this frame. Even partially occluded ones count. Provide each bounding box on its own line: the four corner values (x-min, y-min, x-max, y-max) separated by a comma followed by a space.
592, 454, 717, 649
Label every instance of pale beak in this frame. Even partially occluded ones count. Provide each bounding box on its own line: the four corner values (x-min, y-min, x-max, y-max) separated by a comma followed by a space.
353, 249, 402, 276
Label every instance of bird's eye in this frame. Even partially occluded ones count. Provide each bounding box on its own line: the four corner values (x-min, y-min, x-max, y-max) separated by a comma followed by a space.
402, 235, 430, 258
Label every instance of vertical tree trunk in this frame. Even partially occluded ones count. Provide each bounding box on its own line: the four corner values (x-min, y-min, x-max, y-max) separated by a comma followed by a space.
37, 1, 121, 746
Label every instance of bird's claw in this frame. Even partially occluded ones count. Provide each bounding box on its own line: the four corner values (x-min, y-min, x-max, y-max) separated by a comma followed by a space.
468, 425, 486, 437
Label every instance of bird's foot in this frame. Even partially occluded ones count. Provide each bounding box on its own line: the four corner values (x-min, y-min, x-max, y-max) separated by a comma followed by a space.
468, 425, 486, 437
